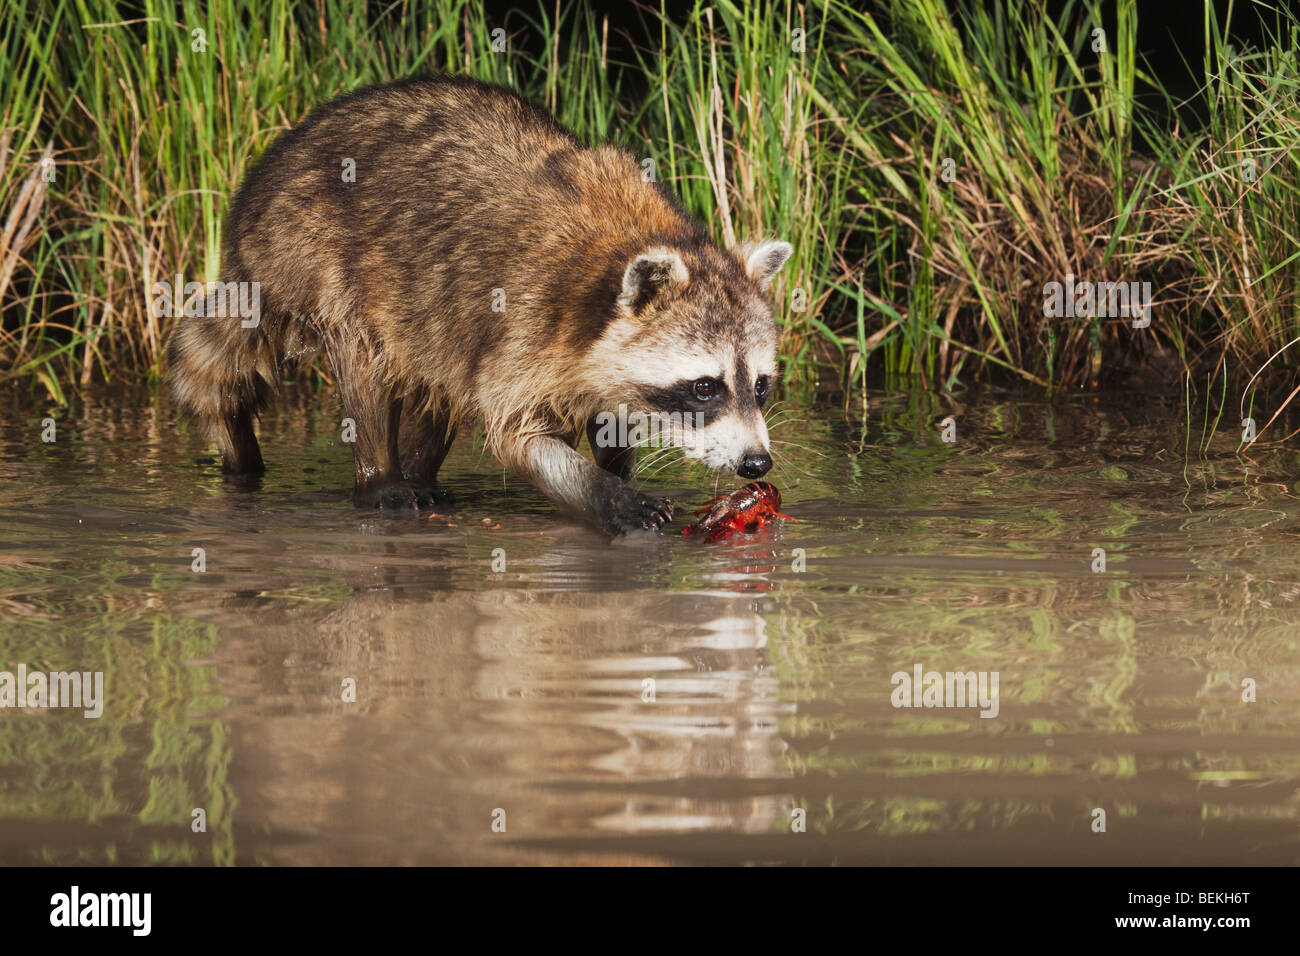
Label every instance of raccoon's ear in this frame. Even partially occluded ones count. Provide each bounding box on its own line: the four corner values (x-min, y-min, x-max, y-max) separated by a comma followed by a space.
736, 239, 793, 288
618, 248, 688, 313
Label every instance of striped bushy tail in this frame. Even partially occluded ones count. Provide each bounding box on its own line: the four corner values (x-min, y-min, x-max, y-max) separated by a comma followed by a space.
166, 301, 272, 474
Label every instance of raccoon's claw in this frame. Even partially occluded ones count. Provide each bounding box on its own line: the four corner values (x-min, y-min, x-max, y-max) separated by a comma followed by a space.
375, 486, 421, 511
422, 485, 455, 507
359, 482, 451, 511
597, 485, 675, 537
413, 486, 460, 509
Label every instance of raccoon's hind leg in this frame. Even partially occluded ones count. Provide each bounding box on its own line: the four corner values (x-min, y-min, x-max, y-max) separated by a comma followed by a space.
326, 337, 434, 510
585, 416, 636, 482
167, 310, 269, 475
399, 395, 457, 506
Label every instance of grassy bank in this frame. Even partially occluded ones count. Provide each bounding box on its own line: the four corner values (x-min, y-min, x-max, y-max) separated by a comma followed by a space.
2, 0, 1299, 405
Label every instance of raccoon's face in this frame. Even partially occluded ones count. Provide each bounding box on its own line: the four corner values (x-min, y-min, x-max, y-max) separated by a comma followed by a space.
588, 239, 793, 476
637, 339, 778, 476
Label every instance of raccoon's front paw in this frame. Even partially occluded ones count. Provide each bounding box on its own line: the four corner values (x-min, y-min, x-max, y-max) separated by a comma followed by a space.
375, 485, 421, 511
425, 485, 455, 507
596, 485, 675, 537
358, 482, 448, 511
403, 484, 456, 508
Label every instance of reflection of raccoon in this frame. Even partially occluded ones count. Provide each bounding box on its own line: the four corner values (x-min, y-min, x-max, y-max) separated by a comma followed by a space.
168, 76, 791, 537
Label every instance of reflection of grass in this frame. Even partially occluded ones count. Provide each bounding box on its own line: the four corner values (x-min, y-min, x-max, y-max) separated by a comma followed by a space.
4, 392, 1299, 858
0, 614, 235, 864
251, 584, 352, 606
1096, 613, 1138, 739
755, 406, 1300, 841
779, 794, 1053, 839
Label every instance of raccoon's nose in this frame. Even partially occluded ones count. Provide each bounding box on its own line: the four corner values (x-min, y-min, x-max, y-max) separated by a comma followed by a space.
737, 451, 772, 478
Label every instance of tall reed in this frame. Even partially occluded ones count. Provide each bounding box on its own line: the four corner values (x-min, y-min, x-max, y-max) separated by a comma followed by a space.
3, 0, 1300, 404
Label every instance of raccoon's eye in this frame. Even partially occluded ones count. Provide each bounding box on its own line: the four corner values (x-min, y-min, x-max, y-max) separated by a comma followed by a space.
692, 378, 718, 401
754, 375, 771, 405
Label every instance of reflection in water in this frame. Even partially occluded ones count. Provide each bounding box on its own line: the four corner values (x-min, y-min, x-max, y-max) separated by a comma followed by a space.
0, 388, 1298, 864
222, 588, 793, 864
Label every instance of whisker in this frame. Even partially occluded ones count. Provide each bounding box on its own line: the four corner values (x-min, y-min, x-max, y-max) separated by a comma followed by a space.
637, 452, 684, 481
765, 417, 811, 432
766, 416, 812, 431
626, 444, 681, 481
769, 439, 830, 459
768, 458, 820, 481
633, 448, 674, 479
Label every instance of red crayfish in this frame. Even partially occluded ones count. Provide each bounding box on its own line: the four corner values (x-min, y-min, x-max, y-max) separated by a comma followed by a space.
681, 481, 794, 543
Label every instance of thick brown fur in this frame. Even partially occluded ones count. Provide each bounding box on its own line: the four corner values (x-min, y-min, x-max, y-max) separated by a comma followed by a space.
168, 75, 788, 534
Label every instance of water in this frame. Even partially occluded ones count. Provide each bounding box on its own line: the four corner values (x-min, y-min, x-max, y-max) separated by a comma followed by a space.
1, 387, 1298, 865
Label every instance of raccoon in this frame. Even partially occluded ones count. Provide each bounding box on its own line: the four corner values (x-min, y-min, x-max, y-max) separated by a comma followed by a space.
167, 75, 791, 537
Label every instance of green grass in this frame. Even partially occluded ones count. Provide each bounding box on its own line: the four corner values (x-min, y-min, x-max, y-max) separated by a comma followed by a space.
3, 0, 1300, 406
